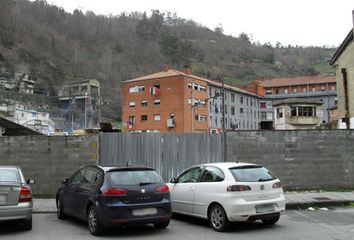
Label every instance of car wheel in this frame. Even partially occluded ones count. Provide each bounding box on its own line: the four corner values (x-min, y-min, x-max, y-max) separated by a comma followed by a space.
57, 198, 67, 220
87, 206, 104, 236
209, 204, 229, 232
261, 215, 280, 225
153, 220, 170, 229
21, 218, 32, 231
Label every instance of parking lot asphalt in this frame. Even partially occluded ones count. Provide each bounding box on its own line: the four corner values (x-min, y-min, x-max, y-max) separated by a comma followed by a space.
33, 191, 354, 213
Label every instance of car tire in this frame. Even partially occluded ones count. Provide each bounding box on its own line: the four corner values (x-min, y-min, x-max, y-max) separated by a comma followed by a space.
57, 198, 67, 220
209, 204, 229, 232
261, 215, 280, 225
87, 206, 104, 236
153, 220, 170, 229
21, 218, 32, 231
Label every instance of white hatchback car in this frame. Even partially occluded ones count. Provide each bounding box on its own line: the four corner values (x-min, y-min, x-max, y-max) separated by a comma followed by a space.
167, 162, 285, 231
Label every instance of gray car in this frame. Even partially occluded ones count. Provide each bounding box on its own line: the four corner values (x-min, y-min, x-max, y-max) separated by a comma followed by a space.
0, 166, 34, 230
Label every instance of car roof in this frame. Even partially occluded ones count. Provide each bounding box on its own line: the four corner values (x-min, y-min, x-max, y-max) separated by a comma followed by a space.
97, 165, 155, 172
200, 162, 261, 169
0, 166, 20, 170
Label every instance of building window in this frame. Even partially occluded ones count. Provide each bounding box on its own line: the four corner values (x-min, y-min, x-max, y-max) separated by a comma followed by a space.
240, 96, 243, 104
231, 93, 235, 102
154, 99, 160, 105
293, 88, 297, 93
129, 101, 136, 107
153, 83, 160, 89
265, 89, 272, 95
276, 107, 283, 118
129, 86, 145, 93
291, 107, 297, 117
261, 112, 267, 119
284, 89, 288, 94
129, 116, 135, 123
195, 114, 207, 122
141, 100, 148, 106
154, 114, 160, 121
331, 85, 335, 91
303, 88, 306, 92
141, 115, 148, 121
231, 106, 235, 115
297, 106, 316, 117
199, 86, 206, 92
260, 101, 266, 108
291, 106, 316, 117
240, 108, 243, 114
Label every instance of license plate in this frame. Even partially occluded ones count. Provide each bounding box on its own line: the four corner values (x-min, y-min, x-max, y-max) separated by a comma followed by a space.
256, 204, 275, 213
0, 195, 6, 202
132, 208, 157, 217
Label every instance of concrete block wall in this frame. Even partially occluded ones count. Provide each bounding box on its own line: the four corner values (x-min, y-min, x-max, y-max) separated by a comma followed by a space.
227, 130, 354, 190
0, 135, 99, 196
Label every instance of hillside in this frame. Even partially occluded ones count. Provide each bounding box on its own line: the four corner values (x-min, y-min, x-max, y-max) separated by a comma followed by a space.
0, 0, 336, 121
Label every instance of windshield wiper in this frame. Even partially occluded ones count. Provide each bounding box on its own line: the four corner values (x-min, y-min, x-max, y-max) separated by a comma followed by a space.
258, 178, 273, 182
139, 182, 155, 186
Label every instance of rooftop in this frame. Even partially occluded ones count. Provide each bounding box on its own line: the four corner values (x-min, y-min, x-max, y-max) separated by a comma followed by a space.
272, 98, 323, 106
123, 68, 259, 97
259, 75, 336, 88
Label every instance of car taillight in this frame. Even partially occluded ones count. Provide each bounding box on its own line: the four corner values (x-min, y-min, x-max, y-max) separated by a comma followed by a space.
227, 185, 251, 192
272, 182, 282, 189
102, 188, 128, 196
155, 185, 169, 193
19, 187, 32, 202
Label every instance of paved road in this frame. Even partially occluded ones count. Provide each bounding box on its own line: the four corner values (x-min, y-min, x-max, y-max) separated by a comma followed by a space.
1, 208, 354, 240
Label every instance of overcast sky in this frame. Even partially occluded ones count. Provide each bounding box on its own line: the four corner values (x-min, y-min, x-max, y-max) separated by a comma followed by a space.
47, 0, 354, 47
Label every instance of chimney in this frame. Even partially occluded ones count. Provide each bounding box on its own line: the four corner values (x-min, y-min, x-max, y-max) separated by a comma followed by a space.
163, 65, 169, 72
183, 67, 191, 75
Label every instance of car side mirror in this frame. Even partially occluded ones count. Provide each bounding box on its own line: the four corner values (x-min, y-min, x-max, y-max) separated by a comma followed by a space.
169, 177, 177, 184
61, 178, 70, 185
26, 179, 35, 184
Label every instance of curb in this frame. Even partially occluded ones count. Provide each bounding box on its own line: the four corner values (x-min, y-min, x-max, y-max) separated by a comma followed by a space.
286, 200, 353, 210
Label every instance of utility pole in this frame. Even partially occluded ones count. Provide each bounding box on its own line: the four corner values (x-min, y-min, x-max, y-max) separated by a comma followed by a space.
220, 75, 227, 162
70, 49, 78, 134
190, 81, 194, 133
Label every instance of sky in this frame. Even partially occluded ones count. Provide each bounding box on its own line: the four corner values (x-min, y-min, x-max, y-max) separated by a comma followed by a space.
47, 0, 354, 47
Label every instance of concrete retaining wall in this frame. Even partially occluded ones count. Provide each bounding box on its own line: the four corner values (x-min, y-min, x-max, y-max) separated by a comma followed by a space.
227, 130, 354, 190
0, 135, 99, 196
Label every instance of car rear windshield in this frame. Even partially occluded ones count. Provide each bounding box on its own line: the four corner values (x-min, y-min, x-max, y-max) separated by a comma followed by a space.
229, 166, 276, 182
0, 169, 20, 182
107, 170, 163, 186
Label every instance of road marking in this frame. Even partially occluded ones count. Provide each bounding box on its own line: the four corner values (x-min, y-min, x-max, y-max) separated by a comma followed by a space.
294, 211, 348, 237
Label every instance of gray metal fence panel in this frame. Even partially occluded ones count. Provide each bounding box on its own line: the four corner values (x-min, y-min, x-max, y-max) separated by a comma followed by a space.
99, 133, 222, 181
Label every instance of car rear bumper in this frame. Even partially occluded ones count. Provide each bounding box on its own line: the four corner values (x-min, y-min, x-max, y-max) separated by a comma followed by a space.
0, 202, 32, 221
224, 195, 286, 222
97, 200, 172, 227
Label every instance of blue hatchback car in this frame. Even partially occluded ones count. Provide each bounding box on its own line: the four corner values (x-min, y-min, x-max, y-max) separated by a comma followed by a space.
56, 165, 171, 235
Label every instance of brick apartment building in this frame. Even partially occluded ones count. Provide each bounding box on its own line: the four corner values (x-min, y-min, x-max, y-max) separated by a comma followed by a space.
122, 68, 209, 133
121, 68, 261, 133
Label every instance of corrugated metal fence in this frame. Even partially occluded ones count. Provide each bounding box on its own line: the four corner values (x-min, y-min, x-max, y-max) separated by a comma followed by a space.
99, 133, 222, 181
